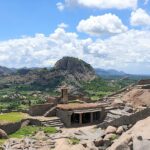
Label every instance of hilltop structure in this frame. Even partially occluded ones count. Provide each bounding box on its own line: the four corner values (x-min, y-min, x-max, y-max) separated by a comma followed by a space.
29, 86, 107, 127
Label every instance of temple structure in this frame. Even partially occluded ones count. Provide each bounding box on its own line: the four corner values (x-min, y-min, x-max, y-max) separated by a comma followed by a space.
55, 86, 107, 127
56, 103, 106, 127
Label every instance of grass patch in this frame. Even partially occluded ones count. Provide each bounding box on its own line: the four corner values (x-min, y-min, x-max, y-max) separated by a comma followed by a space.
0, 112, 28, 124
0, 139, 6, 145
0, 112, 27, 123
9, 126, 57, 139
68, 137, 80, 145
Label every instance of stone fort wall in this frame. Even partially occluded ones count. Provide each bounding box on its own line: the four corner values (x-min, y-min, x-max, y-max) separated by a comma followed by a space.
0, 119, 41, 134
97, 107, 150, 128
28, 103, 54, 116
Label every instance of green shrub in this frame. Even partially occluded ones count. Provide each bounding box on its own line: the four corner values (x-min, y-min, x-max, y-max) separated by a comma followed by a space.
68, 137, 80, 145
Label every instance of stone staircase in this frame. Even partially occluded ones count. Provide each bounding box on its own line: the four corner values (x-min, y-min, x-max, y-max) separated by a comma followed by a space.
41, 117, 64, 128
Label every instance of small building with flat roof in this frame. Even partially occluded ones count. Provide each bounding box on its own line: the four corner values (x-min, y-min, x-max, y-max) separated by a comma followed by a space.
56, 103, 107, 127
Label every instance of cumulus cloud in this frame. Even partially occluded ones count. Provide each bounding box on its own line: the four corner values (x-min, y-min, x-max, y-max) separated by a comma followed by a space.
63, 0, 138, 9
58, 23, 68, 28
0, 27, 150, 74
77, 14, 128, 36
56, 2, 65, 11
0, 28, 91, 68
130, 8, 150, 26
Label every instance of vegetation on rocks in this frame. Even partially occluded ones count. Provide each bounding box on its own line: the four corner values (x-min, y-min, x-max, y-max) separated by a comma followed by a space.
9, 126, 57, 138
68, 137, 80, 145
0, 112, 28, 124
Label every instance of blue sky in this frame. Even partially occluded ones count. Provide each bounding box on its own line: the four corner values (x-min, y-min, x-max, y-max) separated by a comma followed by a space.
0, 0, 150, 74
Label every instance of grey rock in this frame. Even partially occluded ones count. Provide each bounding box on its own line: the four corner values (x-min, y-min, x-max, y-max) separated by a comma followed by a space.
133, 137, 150, 150
0, 129, 8, 139
93, 137, 103, 147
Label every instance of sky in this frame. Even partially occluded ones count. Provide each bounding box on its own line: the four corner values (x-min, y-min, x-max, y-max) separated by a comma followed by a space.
0, 0, 150, 75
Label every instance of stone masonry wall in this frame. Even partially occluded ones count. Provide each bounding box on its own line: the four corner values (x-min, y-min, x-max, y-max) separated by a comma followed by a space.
28, 103, 54, 116
97, 107, 150, 129
56, 109, 72, 127
0, 119, 42, 134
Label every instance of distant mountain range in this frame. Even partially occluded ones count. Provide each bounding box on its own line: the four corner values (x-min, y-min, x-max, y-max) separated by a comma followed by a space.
0, 59, 149, 78
0, 62, 127, 77
0, 57, 149, 94
0, 66, 16, 75
95, 68, 126, 77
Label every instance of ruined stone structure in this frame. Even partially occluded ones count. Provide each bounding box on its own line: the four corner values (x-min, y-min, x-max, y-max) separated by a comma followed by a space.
61, 87, 69, 104
56, 103, 106, 127
29, 86, 107, 127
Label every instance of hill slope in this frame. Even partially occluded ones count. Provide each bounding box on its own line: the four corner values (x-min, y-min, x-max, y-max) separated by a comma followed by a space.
0, 57, 97, 92
0, 66, 15, 75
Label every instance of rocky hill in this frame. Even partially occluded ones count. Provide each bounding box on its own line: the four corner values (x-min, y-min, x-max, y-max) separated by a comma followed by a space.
54, 57, 96, 81
0, 66, 15, 75
0, 57, 97, 92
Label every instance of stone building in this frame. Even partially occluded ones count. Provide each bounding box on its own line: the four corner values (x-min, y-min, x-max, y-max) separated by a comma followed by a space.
56, 103, 106, 127
29, 86, 107, 127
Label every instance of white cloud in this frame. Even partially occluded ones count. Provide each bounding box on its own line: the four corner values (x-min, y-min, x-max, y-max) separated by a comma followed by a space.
77, 14, 128, 36
63, 0, 138, 9
56, 2, 65, 11
0, 28, 150, 74
130, 8, 150, 26
58, 23, 68, 29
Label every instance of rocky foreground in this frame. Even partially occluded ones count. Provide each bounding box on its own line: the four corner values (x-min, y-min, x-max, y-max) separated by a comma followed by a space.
109, 116, 150, 150
1, 116, 150, 150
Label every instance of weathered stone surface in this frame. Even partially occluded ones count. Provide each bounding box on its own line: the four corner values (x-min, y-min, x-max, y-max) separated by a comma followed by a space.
124, 106, 133, 113
104, 133, 116, 140
93, 137, 103, 147
86, 141, 98, 150
112, 99, 124, 107
0, 129, 8, 139
108, 134, 132, 150
122, 125, 128, 131
33, 131, 47, 140
133, 137, 150, 150
103, 139, 112, 148
114, 144, 130, 150
116, 126, 124, 135
80, 140, 87, 148
105, 126, 117, 134
21, 120, 30, 127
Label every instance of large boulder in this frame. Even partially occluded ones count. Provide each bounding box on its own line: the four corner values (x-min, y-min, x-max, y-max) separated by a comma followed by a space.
104, 133, 117, 141
0, 129, 8, 139
108, 134, 132, 150
116, 126, 124, 135
105, 126, 117, 134
133, 137, 150, 150
108, 117, 150, 150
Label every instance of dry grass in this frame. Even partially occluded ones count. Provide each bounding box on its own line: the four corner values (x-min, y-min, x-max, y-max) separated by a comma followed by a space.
57, 103, 105, 110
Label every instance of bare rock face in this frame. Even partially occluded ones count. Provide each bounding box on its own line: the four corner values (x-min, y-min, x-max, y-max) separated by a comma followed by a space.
108, 117, 150, 150
54, 57, 96, 82
0, 129, 8, 139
